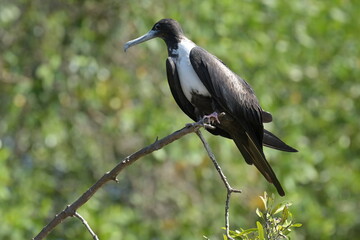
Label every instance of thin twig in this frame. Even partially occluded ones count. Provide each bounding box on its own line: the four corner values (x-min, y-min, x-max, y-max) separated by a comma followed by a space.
195, 129, 241, 240
33, 121, 203, 240
74, 212, 99, 240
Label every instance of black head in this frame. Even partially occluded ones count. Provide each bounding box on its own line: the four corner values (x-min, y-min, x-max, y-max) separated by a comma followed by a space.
151, 19, 184, 41
124, 18, 184, 52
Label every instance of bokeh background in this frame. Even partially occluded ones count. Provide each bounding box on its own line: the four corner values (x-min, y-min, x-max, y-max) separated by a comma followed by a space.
1, 0, 359, 239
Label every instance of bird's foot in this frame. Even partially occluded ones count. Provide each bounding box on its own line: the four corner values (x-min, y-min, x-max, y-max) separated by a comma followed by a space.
202, 112, 222, 128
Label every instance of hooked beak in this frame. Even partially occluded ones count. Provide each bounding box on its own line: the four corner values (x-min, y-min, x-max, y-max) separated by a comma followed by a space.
123, 30, 158, 52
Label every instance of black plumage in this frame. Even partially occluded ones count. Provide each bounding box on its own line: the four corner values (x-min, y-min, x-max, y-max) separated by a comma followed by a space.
124, 18, 297, 196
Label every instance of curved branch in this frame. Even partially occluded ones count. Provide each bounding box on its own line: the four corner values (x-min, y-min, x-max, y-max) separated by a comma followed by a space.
33, 121, 203, 240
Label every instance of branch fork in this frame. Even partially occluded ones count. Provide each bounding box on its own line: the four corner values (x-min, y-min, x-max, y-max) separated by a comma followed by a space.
33, 119, 241, 240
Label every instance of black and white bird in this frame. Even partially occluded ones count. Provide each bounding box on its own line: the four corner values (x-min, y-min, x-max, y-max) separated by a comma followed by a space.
124, 18, 297, 196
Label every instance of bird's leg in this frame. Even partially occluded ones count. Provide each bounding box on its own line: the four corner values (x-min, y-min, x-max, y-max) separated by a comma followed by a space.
201, 112, 226, 130
203, 112, 221, 125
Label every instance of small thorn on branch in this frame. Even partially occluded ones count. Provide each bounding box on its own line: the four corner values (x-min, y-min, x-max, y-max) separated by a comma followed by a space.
104, 171, 118, 182
64, 205, 75, 216
111, 176, 119, 182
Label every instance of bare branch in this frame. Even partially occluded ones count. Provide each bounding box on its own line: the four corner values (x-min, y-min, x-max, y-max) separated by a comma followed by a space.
73, 212, 99, 240
33, 121, 203, 240
195, 129, 241, 240
33, 120, 242, 240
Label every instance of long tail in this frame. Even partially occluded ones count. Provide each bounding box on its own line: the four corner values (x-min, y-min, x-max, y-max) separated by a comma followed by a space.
232, 131, 285, 196
263, 129, 298, 152
206, 128, 297, 152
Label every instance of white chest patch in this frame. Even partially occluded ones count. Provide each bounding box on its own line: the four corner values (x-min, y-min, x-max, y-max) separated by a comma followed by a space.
171, 38, 211, 103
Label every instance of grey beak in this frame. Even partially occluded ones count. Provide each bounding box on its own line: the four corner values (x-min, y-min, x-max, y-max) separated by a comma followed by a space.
123, 30, 158, 52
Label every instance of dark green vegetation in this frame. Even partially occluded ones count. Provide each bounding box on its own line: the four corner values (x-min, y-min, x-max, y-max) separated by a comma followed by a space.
227, 192, 302, 240
1, 0, 359, 239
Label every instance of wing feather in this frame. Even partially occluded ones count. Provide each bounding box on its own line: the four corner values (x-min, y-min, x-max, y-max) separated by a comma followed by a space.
189, 47, 287, 196
189, 47, 264, 146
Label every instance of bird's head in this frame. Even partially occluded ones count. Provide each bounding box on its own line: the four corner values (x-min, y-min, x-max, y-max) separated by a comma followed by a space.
124, 19, 184, 52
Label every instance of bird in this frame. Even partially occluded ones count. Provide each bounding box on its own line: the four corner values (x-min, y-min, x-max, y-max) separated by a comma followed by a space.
124, 18, 297, 196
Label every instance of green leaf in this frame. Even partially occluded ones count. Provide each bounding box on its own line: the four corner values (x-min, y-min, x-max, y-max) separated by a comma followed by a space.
259, 192, 268, 210
280, 205, 289, 225
271, 203, 284, 215
256, 208, 263, 218
234, 228, 258, 237
256, 221, 265, 240
292, 223, 303, 228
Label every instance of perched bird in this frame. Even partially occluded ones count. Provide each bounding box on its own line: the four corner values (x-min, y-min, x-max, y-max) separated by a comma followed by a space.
124, 19, 297, 196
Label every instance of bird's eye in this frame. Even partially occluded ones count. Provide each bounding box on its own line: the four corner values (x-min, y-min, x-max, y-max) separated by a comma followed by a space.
154, 24, 160, 30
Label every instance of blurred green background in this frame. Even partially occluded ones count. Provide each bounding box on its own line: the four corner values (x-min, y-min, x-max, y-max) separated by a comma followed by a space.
1, 0, 359, 239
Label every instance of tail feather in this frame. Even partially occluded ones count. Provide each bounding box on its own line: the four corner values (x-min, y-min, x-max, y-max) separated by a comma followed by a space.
232, 131, 285, 196
206, 128, 298, 153
263, 129, 298, 152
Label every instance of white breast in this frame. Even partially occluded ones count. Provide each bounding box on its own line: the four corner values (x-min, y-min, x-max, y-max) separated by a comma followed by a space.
171, 38, 211, 103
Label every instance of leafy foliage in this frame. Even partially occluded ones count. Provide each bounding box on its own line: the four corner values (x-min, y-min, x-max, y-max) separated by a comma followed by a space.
226, 192, 301, 240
